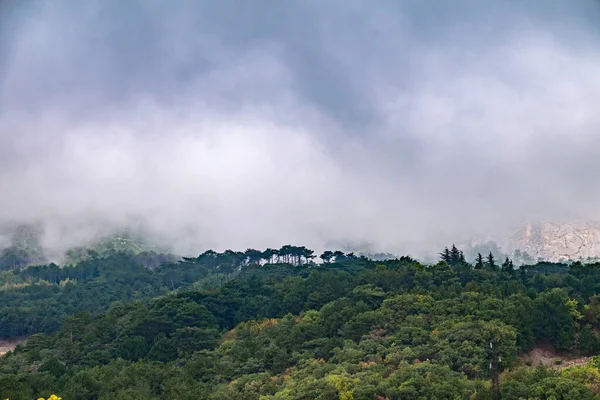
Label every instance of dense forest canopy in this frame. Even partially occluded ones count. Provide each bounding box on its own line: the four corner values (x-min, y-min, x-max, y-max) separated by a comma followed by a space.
1, 243, 600, 399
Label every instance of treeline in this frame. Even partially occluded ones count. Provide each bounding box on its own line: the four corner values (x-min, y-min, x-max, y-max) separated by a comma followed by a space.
3, 245, 600, 398
0, 246, 369, 337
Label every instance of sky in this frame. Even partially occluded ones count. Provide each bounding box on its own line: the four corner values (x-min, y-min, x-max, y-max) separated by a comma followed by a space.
1, 0, 600, 259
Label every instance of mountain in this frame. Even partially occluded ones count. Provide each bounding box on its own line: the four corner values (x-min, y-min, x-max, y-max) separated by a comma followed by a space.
0, 222, 176, 270
62, 232, 175, 267
506, 221, 600, 263
63, 234, 151, 263
0, 223, 47, 270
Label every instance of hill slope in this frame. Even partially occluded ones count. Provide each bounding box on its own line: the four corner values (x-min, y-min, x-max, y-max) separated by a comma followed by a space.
507, 221, 600, 263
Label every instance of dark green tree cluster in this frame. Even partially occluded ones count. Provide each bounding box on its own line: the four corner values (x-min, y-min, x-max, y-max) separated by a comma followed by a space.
440, 244, 466, 265
2, 244, 600, 399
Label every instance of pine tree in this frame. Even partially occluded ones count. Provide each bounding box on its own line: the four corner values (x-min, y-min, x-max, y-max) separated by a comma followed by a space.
487, 252, 496, 270
440, 247, 451, 263
501, 257, 511, 272
450, 244, 460, 264
320, 251, 334, 263
475, 253, 484, 269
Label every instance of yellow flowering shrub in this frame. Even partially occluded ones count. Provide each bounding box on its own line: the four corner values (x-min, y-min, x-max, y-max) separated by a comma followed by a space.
5, 396, 61, 400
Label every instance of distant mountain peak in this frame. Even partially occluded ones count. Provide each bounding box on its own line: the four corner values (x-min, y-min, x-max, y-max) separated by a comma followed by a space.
507, 220, 600, 263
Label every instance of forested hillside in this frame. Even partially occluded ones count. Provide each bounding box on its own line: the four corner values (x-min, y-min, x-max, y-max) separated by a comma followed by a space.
2, 245, 600, 399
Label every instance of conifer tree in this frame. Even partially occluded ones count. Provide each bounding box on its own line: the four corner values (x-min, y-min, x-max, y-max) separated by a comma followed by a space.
459, 250, 466, 264
440, 247, 451, 263
487, 252, 496, 270
450, 244, 461, 264
475, 253, 484, 269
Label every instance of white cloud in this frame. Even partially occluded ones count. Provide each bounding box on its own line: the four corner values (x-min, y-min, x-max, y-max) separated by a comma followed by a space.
1, 1, 600, 260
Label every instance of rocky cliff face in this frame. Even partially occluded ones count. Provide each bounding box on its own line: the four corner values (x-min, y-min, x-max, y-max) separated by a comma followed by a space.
506, 221, 600, 263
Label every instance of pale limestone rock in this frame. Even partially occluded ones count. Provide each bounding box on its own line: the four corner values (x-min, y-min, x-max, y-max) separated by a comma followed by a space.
507, 221, 600, 263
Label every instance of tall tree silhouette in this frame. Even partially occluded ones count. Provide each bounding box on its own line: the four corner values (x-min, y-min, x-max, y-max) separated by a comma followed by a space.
487, 252, 497, 271
475, 253, 484, 269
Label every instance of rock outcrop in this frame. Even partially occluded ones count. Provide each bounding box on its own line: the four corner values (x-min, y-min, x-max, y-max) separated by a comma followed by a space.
506, 221, 600, 263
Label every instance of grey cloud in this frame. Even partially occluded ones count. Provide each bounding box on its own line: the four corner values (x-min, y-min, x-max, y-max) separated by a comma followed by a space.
1, 0, 600, 260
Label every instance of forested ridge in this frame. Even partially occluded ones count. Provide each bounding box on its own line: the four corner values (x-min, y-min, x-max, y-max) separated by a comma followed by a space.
2, 244, 600, 399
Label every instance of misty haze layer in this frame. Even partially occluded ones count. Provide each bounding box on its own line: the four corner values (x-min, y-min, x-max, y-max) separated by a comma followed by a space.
1, 0, 600, 259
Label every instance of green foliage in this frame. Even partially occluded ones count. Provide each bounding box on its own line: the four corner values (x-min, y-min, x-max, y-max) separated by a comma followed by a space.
579, 324, 600, 355
501, 366, 597, 399
2, 243, 600, 398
